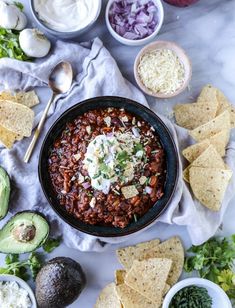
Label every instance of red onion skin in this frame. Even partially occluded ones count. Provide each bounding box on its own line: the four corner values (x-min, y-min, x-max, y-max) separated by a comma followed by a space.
163, 0, 199, 7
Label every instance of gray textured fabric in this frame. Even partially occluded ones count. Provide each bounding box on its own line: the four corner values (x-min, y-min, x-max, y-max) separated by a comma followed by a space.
0, 38, 234, 251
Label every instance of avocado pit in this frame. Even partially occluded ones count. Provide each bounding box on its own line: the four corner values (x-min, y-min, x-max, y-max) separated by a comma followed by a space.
13, 223, 36, 242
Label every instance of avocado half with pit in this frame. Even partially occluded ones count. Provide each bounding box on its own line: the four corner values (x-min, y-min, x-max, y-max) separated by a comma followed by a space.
0, 211, 49, 254
0, 166, 10, 220
36, 257, 86, 308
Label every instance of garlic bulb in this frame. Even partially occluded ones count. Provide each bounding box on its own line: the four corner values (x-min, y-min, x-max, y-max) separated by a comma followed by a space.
0, 1, 27, 30
19, 29, 51, 58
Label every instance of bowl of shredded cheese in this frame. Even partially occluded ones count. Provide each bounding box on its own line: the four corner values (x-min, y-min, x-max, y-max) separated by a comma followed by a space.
134, 41, 192, 98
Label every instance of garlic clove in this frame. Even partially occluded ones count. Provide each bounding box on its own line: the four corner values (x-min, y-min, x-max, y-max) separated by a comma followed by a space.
19, 28, 51, 58
14, 11, 27, 30
0, 3, 19, 29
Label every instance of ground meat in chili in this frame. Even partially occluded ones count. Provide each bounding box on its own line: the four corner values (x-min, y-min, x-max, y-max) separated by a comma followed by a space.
48, 107, 166, 228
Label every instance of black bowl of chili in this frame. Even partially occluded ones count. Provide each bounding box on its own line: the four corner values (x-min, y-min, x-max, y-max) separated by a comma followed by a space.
39, 96, 179, 237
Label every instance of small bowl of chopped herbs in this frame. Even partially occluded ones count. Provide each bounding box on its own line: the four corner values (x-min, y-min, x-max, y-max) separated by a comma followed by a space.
162, 278, 232, 308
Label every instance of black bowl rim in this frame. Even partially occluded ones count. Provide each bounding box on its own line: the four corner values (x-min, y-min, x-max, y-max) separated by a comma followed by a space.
38, 96, 179, 237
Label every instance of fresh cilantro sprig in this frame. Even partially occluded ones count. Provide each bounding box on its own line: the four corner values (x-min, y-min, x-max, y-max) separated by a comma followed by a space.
13, 1, 24, 11
184, 235, 235, 303
0, 28, 31, 61
42, 236, 62, 253
0, 252, 42, 281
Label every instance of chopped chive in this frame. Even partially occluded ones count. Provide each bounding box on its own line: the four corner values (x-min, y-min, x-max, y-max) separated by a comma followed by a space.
151, 150, 159, 154
113, 189, 120, 195
133, 214, 138, 222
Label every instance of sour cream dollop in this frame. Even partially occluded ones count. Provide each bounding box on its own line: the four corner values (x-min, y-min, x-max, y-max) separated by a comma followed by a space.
34, 0, 100, 32
83, 132, 144, 194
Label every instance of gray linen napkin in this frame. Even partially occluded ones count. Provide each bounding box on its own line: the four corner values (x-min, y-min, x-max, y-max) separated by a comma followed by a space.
0, 38, 234, 251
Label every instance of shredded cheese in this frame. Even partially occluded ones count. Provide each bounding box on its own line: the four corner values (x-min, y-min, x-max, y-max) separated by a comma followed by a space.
137, 49, 185, 95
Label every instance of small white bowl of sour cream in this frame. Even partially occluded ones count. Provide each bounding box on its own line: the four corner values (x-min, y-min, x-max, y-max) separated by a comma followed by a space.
30, 0, 102, 38
162, 278, 232, 308
0, 274, 37, 308
106, 0, 164, 46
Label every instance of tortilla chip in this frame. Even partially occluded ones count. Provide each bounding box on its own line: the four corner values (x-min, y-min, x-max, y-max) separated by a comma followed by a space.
115, 270, 127, 286
216, 88, 231, 115
183, 130, 230, 162
95, 283, 121, 308
0, 125, 23, 148
0, 100, 34, 137
231, 107, 235, 128
121, 185, 139, 199
182, 140, 210, 163
0, 91, 17, 102
189, 167, 233, 211
117, 239, 160, 270
142, 237, 184, 286
15, 90, 40, 108
197, 84, 218, 104
189, 110, 231, 142
125, 258, 172, 304
183, 145, 226, 182
174, 101, 218, 130
116, 284, 157, 308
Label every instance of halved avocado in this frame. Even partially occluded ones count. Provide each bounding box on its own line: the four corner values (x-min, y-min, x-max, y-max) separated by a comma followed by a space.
0, 211, 49, 253
0, 166, 10, 220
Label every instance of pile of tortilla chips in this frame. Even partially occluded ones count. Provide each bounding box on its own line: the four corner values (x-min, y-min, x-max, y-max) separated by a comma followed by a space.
0, 90, 39, 149
94, 237, 184, 308
174, 85, 233, 211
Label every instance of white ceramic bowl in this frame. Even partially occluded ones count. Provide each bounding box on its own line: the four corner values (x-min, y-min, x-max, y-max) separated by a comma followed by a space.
162, 278, 232, 308
30, 0, 102, 39
0, 274, 37, 308
134, 40, 192, 98
105, 0, 164, 46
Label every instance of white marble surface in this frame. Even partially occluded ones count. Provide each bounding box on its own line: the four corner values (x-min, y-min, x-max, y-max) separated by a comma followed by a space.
1, 0, 235, 307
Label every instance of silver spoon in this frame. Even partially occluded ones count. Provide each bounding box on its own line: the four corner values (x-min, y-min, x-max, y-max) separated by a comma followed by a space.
24, 61, 73, 163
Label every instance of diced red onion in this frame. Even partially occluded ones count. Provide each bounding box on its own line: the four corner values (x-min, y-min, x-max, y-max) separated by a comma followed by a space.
145, 186, 152, 194
107, 132, 114, 137
109, 0, 158, 40
82, 182, 91, 189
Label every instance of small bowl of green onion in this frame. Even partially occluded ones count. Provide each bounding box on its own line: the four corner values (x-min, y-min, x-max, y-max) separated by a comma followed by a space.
162, 278, 232, 308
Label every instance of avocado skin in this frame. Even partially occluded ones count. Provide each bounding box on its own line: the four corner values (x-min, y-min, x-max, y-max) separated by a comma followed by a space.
0, 166, 10, 220
36, 257, 86, 308
0, 211, 49, 254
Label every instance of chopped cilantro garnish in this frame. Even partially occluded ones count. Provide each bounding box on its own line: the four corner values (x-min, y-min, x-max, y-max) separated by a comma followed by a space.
93, 171, 101, 179
117, 151, 129, 162
100, 163, 110, 173
134, 143, 144, 154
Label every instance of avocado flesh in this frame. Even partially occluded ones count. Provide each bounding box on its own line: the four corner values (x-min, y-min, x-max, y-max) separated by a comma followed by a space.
0, 166, 10, 220
0, 211, 49, 253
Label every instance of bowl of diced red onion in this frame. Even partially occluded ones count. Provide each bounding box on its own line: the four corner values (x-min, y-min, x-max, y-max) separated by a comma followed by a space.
106, 0, 164, 46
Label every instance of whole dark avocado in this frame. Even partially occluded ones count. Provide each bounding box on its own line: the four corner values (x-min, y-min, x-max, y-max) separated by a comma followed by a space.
36, 257, 86, 308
